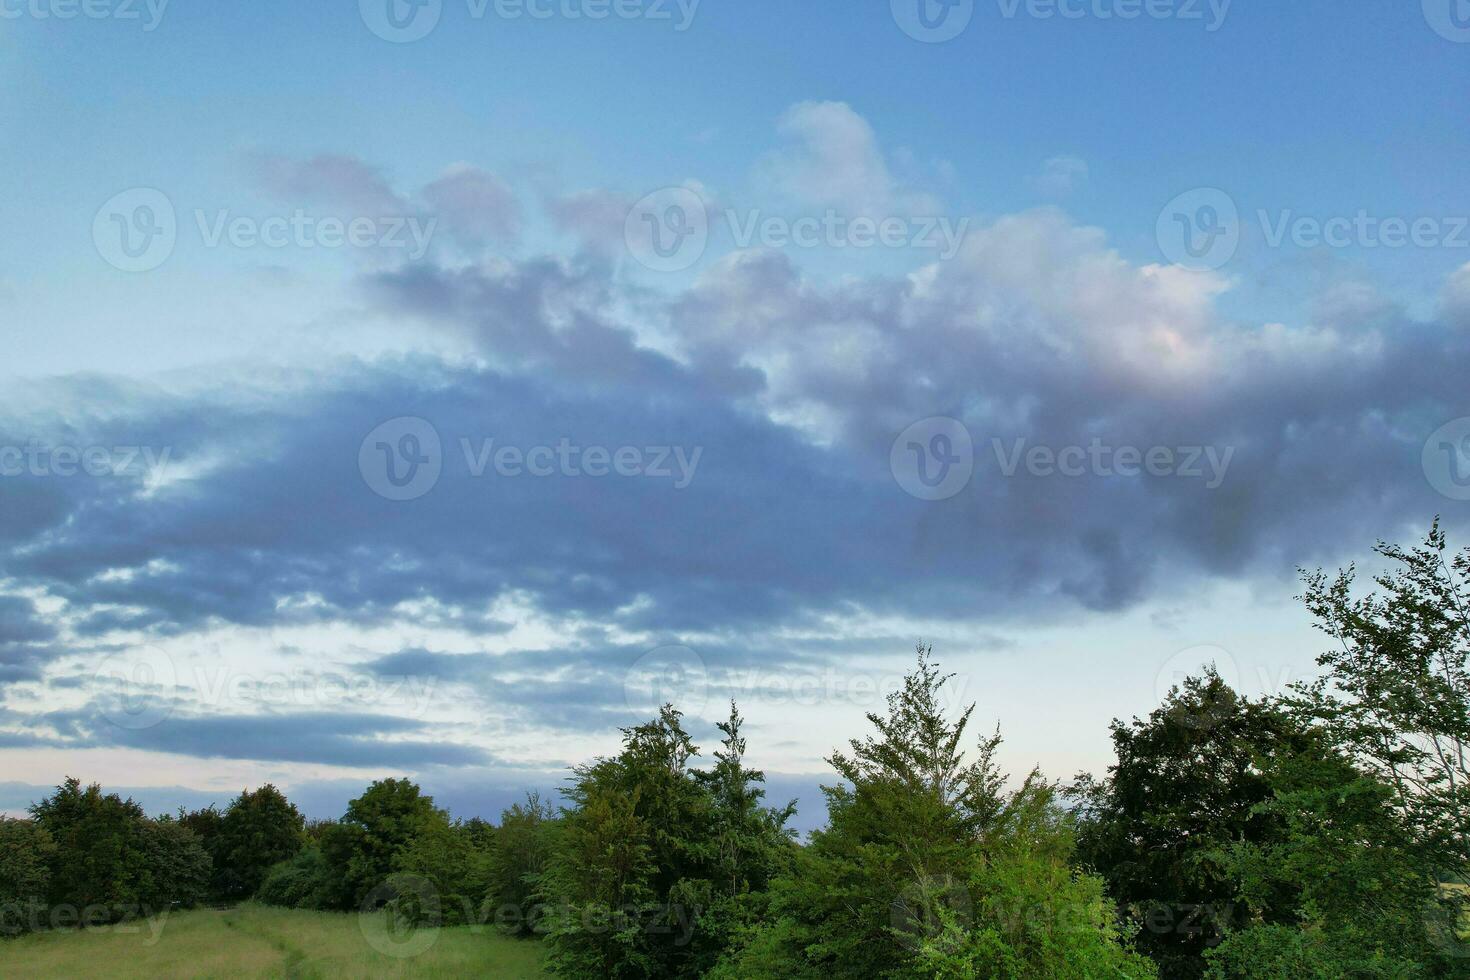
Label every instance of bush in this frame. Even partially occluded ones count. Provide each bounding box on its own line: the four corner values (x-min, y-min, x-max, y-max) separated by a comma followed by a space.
257, 846, 333, 909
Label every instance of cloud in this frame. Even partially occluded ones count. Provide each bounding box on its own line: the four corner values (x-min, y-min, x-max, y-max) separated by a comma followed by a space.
20, 704, 490, 769
758, 101, 939, 217
421, 163, 522, 247
1027, 155, 1089, 197
250, 153, 408, 214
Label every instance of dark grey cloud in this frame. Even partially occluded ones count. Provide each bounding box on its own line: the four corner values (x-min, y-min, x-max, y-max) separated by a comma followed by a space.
18, 704, 489, 769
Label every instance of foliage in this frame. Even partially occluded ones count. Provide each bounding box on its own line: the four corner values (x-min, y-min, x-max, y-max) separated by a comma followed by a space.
27, 778, 209, 924
0, 818, 56, 937
211, 785, 306, 900
716, 646, 1151, 979
317, 778, 448, 911
393, 818, 495, 926
540, 702, 795, 978
1295, 520, 1470, 874
488, 792, 558, 935
257, 846, 334, 909
1069, 670, 1318, 977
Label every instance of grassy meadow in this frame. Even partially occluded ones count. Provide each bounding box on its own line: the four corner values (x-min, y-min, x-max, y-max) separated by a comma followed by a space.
2, 905, 548, 979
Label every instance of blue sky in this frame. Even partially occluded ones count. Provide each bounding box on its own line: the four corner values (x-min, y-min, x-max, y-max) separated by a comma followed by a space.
1, 1, 1469, 826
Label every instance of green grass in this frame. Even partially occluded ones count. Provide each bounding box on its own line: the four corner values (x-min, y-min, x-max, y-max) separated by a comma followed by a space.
2, 904, 550, 979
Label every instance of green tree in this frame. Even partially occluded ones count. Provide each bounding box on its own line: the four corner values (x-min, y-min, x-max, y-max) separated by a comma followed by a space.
716, 646, 1152, 979
488, 792, 558, 935
134, 816, 211, 912
394, 818, 495, 926
30, 778, 151, 915
1201, 740, 1439, 978
541, 705, 710, 978
214, 785, 305, 900
317, 778, 447, 910
0, 818, 55, 936
1070, 671, 1315, 978
1295, 521, 1470, 874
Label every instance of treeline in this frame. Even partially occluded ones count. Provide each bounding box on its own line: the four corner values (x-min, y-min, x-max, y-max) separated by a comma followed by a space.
5, 524, 1470, 978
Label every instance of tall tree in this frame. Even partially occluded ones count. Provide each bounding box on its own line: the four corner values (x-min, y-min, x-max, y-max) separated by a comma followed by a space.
214, 785, 305, 900
1295, 520, 1470, 873
715, 646, 1153, 980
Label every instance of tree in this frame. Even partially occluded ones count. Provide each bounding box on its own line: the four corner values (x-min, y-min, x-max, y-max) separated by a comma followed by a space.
134, 816, 211, 912
541, 705, 711, 978
317, 778, 447, 910
28, 779, 210, 924
1201, 740, 1440, 977
214, 785, 305, 900
488, 792, 558, 935
394, 818, 495, 926
0, 818, 55, 936
1069, 671, 1322, 978
1295, 520, 1470, 875
715, 646, 1153, 979
30, 779, 151, 915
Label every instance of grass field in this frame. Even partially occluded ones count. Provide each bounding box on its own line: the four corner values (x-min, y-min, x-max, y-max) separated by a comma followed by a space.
3, 905, 550, 979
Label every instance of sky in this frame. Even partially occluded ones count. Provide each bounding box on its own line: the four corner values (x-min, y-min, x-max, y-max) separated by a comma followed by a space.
1, 0, 1469, 828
